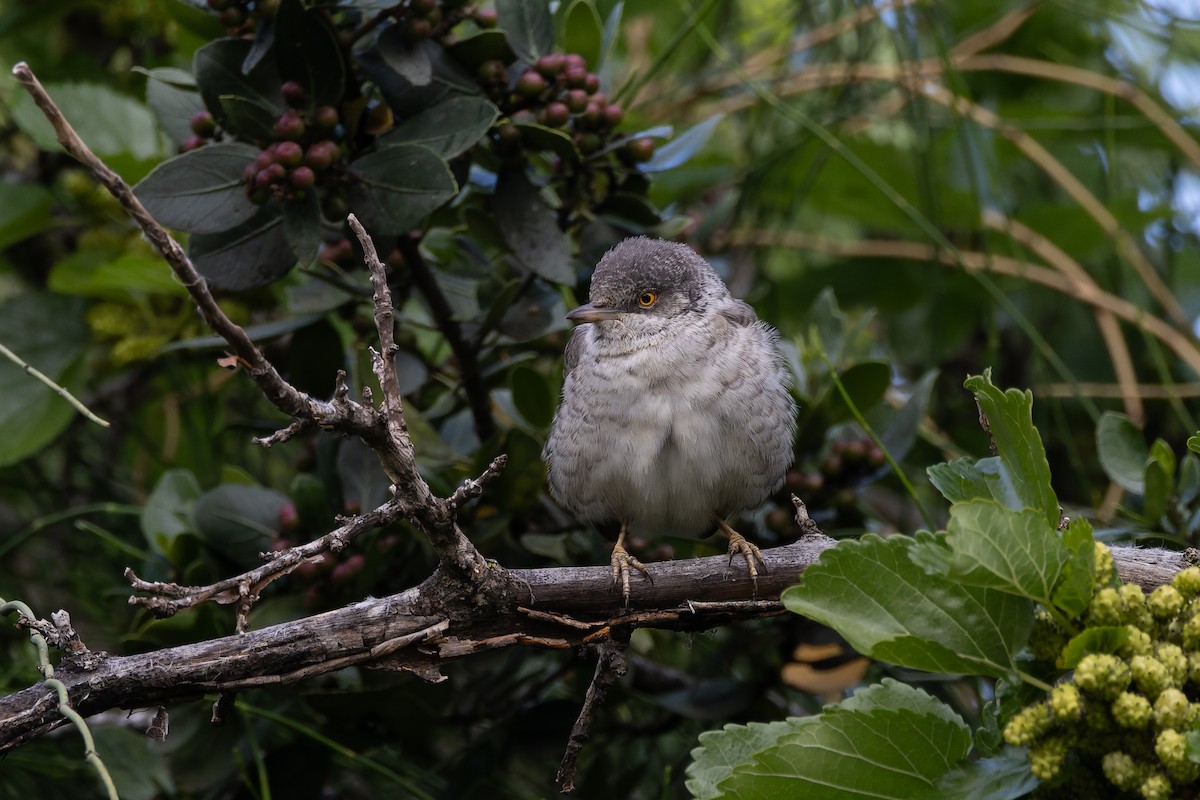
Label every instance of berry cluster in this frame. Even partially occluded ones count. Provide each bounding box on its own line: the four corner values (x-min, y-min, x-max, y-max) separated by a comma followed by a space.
1005, 546, 1200, 798
241, 82, 344, 205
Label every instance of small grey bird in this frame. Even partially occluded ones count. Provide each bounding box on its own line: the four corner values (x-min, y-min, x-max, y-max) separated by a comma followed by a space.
543, 237, 797, 602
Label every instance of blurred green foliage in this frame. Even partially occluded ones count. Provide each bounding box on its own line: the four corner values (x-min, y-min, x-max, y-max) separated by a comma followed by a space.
3, 0, 1200, 797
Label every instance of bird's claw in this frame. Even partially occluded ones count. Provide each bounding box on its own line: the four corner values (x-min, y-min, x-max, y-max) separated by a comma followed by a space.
725, 530, 766, 596
611, 541, 652, 606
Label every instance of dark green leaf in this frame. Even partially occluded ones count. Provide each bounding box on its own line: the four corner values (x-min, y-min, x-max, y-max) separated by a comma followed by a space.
91, 725, 176, 799
134, 143, 261, 234
1052, 516, 1096, 617
1144, 458, 1172, 526
964, 371, 1059, 527
686, 719, 809, 800
189, 207, 294, 290
783, 533, 1031, 678
282, 191, 322, 267
719, 680, 970, 800
48, 251, 187, 298
142, 469, 202, 561
273, 0, 345, 108
141, 66, 205, 145
1189, 435, 1200, 455
509, 364, 555, 428
514, 122, 580, 162
639, 114, 724, 173
243, 18, 275, 72
1179, 454, 1200, 506
192, 484, 288, 568
928, 458, 992, 504
1058, 626, 1130, 668
445, 30, 516, 70
346, 145, 458, 234
378, 24, 433, 86
336, 438, 393, 514
825, 360, 891, 424
562, 0, 603, 70
1096, 411, 1147, 493
937, 747, 1039, 800
497, 0, 554, 63
0, 183, 53, 250
494, 170, 573, 282
215, 93, 278, 141
193, 38, 281, 132
383, 96, 498, 158
600, 192, 662, 226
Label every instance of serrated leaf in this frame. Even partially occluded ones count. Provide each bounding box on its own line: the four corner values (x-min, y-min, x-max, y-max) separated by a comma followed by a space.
497, 0, 554, 63
1052, 516, 1096, 617
346, 145, 458, 234
783, 533, 1031, 678
1058, 626, 1130, 668
189, 207, 294, 290
686, 719, 809, 800
383, 96, 498, 158
911, 500, 1068, 604
142, 66, 206, 145
378, 23, 433, 86
718, 680, 970, 800
273, 0, 345, 108
134, 143, 261, 234
1096, 411, 1147, 493
964, 371, 1059, 527
927, 458, 992, 504
936, 747, 1039, 800
562, 0, 603, 69
639, 114, 723, 173
494, 170, 572, 282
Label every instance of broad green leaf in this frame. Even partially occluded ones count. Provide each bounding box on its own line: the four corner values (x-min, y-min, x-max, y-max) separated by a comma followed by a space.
189, 207, 294, 290
0, 183, 52, 250
142, 469, 202, 561
1189, 435, 1200, 455
513, 122, 581, 162
1096, 411, 1147, 493
282, 191, 321, 267
783, 533, 1031, 678
718, 680, 970, 800
509, 364, 555, 428
927, 458, 991, 504
192, 484, 288, 568
640, 114, 724, 173
686, 719, 809, 800
48, 250, 187, 298
1143, 438, 1176, 523
936, 747, 1039, 800
494, 170, 573, 282
378, 24, 433, 86
1051, 516, 1097, 617
867, 368, 937, 461
911, 500, 1068, 604
496, 0, 554, 63
140, 66, 205, 145
600, 192, 662, 226
1185, 730, 1200, 764
215, 93, 278, 141
346, 145, 458, 234
0, 293, 88, 467
193, 38, 281, 133
825, 360, 890, 424
383, 96, 498, 158
562, 0, 603, 70
134, 143, 261, 234
273, 0, 345, 108
1058, 626, 1130, 668
964, 371, 1058, 527
1180, 454, 1200, 505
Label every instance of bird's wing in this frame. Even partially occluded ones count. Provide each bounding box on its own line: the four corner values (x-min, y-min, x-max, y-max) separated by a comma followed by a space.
718, 298, 759, 326
563, 324, 589, 378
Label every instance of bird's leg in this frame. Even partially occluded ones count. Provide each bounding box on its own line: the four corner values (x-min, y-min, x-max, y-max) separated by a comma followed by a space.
611, 522, 652, 606
715, 516, 766, 596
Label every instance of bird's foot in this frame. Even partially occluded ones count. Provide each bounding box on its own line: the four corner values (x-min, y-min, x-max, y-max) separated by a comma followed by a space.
611, 540, 652, 607
721, 526, 766, 597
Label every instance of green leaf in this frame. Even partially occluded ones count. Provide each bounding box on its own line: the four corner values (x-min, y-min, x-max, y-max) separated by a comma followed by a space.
0, 293, 88, 467
445, 30, 516, 70
193, 38, 281, 134
383, 96, 498, 158
215, 93, 278, 141
141, 66, 205, 145
1185, 730, 1200, 764
192, 484, 288, 568
513, 122, 581, 162
1180, 454, 1200, 506
142, 469, 202, 561
936, 747, 1039, 800
599, 2, 624, 69
782, 533, 1031, 678
825, 360, 891, 424
1144, 438, 1176, 524
346, 145, 458, 234
1052, 516, 1096, 617
378, 23, 433, 86
1189, 435, 1200, 455
494, 170, 573, 282
867, 369, 937, 461
1096, 411, 1147, 493
273, 0, 345, 108
509, 364, 555, 429
497, 0, 554, 63
718, 680, 970, 800
91, 725, 176, 800
964, 371, 1059, 527
911, 500, 1068, 605
686, 719, 808, 800
927, 458, 991, 505
0, 183, 53, 250
189, 207, 294, 291
282, 191, 322, 267
639, 114, 724, 173
134, 143, 261, 234
1058, 626, 1130, 668
562, 0, 603, 70
48, 250, 187, 298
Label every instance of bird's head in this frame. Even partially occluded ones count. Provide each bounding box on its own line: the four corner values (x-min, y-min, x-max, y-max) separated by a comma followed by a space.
566, 238, 728, 331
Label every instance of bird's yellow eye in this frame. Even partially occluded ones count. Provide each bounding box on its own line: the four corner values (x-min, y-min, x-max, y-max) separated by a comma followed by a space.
637, 291, 657, 308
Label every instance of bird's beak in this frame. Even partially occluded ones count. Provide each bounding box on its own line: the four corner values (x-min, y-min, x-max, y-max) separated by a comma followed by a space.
566, 303, 623, 323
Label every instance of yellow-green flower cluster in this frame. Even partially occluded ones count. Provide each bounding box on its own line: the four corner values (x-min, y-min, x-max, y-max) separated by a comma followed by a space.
1006, 553, 1200, 797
